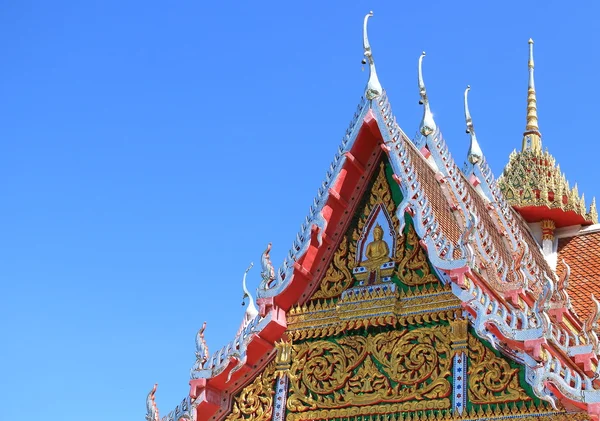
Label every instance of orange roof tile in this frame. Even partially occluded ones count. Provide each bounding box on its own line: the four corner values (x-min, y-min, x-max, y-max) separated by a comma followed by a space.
557, 230, 600, 321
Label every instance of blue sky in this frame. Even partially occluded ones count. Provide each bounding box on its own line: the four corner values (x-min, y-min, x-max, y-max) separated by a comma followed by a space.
1, 1, 598, 420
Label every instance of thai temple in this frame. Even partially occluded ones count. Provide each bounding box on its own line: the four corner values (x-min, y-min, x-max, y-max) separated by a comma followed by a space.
145, 12, 600, 421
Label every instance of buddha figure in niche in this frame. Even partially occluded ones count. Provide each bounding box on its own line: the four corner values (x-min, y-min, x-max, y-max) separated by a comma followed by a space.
361, 223, 391, 270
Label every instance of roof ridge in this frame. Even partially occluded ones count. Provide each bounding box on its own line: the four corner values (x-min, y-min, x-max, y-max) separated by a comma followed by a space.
255, 97, 369, 300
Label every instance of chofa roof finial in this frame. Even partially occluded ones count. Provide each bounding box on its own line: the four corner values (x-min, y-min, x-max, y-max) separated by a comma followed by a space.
190, 322, 210, 378
145, 384, 159, 421
242, 263, 259, 323
362, 11, 382, 100
418, 52, 437, 136
523, 38, 542, 153
464, 85, 483, 164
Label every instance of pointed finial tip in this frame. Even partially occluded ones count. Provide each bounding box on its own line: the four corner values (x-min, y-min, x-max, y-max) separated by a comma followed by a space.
363, 11, 382, 100
529, 38, 534, 44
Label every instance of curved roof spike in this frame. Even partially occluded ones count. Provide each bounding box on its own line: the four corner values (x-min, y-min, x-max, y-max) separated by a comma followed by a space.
464, 85, 483, 164
417, 51, 436, 136
584, 294, 600, 351
242, 262, 254, 303
590, 294, 600, 322
242, 263, 259, 320
464, 85, 473, 132
362, 11, 382, 100
418, 52, 427, 102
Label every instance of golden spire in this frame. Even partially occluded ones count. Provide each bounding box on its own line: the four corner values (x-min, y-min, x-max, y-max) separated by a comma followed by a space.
522, 38, 542, 154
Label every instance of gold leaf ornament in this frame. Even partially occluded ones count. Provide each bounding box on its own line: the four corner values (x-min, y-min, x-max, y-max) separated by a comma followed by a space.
225, 361, 276, 421
287, 327, 452, 412
468, 333, 531, 404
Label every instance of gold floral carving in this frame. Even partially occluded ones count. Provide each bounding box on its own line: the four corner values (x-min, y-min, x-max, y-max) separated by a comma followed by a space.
314, 162, 439, 300
224, 361, 276, 421
468, 333, 531, 404
287, 326, 452, 413
355, 162, 438, 286
274, 340, 292, 378
312, 236, 353, 299
287, 282, 462, 341
394, 223, 438, 286
349, 162, 396, 265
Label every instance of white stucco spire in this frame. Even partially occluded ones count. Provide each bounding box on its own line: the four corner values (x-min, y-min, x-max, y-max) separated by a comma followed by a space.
464, 85, 483, 164
362, 11, 382, 100
418, 52, 437, 136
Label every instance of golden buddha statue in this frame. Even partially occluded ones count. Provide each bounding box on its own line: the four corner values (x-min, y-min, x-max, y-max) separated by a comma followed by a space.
361, 224, 391, 270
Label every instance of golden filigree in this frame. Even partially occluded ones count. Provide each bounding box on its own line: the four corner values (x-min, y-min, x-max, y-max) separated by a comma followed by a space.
287, 326, 452, 413
394, 223, 438, 286
449, 318, 469, 353
370, 328, 451, 398
468, 333, 531, 404
312, 236, 353, 299
285, 400, 451, 421
347, 356, 391, 395
312, 160, 441, 300
287, 282, 461, 341
274, 340, 292, 378
284, 401, 582, 421
350, 162, 397, 267
498, 149, 597, 224
225, 361, 276, 421
354, 162, 437, 286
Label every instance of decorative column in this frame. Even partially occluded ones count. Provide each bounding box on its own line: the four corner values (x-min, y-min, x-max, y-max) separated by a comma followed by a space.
272, 341, 292, 421
450, 319, 469, 415
540, 219, 556, 268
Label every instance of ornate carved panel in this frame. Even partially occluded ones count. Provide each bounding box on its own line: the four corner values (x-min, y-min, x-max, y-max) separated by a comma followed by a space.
467, 332, 531, 404
286, 326, 452, 419
224, 361, 276, 421
312, 161, 439, 301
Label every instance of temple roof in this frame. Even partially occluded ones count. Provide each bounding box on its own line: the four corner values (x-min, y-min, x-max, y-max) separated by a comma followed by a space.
151, 12, 600, 421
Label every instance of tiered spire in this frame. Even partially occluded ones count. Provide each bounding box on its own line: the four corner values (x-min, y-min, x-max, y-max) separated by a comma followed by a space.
522, 39, 542, 154
499, 40, 597, 227
362, 11, 382, 100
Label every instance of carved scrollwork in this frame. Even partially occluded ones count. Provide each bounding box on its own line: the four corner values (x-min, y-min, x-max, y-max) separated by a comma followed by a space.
468, 333, 531, 404
287, 326, 452, 413
394, 223, 438, 286
225, 361, 276, 421
312, 236, 354, 299
350, 162, 397, 266
314, 161, 438, 299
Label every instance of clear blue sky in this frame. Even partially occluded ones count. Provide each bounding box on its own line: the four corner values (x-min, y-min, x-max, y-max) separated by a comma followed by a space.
1, 1, 598, 420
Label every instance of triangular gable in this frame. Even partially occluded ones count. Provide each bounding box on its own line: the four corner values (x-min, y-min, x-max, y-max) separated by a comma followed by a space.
219, 156, 571, 421
156, 15, 600, 419
185, 89, 600, 421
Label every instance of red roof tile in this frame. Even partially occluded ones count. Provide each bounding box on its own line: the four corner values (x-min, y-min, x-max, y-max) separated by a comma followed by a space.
557, 230, 600, 321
